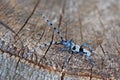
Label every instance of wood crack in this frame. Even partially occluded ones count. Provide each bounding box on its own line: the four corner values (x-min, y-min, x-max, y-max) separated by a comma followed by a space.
16, 0, 41, 36
100, 44, 105, 55
0, 20, 16, 34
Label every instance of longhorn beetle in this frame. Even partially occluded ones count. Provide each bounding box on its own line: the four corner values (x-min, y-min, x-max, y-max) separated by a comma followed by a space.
23, 13, 96, 66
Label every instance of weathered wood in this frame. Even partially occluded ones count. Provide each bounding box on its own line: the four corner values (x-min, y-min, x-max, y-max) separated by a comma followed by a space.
0, 0, 120, 80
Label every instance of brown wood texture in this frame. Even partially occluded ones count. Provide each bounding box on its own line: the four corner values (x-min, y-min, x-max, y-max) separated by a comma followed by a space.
0, 0, 120, 80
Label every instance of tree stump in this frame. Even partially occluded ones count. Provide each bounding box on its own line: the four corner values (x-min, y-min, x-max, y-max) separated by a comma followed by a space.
0, 0, 120, 80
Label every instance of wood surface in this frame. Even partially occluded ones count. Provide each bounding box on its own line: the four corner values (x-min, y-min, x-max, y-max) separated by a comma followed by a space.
0, 0, 120, 80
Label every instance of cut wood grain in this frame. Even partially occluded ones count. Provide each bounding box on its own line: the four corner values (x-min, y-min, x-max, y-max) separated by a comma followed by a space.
0, 0, 120, 80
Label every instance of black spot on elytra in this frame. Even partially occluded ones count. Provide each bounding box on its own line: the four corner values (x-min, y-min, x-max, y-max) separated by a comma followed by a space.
72, 46, 76, 50
79, 47, 83, 52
